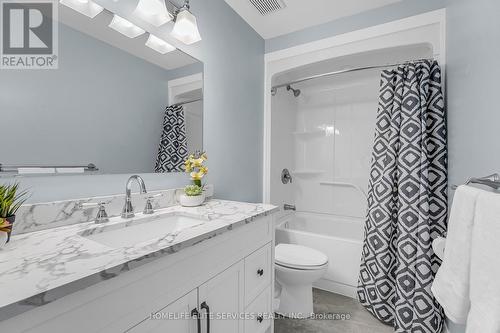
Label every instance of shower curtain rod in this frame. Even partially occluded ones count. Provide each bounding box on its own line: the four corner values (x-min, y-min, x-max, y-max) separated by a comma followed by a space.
271, 58, 435, 91
172, 98, 203, 107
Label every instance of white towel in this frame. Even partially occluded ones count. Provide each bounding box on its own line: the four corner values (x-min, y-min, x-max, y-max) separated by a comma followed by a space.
465, 191, 500, 333
432, 236, 446, 260
55, 167, 84, 174
17, 167, 55, 174
431, 185, 482, 324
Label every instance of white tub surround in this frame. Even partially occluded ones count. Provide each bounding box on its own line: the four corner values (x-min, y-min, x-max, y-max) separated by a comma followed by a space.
0, 199, 278, 331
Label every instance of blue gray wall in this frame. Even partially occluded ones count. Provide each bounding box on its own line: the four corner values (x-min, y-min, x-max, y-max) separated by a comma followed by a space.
446, 0, 500, 196
3, 0, 265, 204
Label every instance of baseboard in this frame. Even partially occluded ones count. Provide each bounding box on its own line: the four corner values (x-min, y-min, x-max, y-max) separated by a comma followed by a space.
313, 278, 357, 299
443, 321, 450, 333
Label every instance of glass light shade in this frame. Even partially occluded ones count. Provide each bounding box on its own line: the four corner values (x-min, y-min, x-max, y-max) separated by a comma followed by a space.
132, 0, 173, 27
145, 34, 176, 54
170, 9, 201, 45
59, 0, 103, 18
108, 15, 145, 38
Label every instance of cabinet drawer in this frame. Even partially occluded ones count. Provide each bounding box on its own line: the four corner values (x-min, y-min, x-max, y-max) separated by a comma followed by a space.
244, 243, 271, 306
127, 289, 198, 333
244, 287, 271, 333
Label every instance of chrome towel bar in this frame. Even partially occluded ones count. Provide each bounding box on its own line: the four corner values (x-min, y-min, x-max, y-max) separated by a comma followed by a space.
452, 173, 500, 190
0, 163, 99, 173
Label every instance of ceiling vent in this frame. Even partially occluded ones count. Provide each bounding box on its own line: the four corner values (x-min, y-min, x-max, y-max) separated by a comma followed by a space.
249, 0, 286, 16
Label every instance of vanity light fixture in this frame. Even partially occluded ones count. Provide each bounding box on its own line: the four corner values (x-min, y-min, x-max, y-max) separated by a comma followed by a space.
108, 14, 146, 38
60, 0, 104, 18
170, 0, 201, 45
145, 34, 176, 54
132, 0, 173, 27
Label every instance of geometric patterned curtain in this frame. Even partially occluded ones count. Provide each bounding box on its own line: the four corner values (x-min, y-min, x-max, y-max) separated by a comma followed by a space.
357, 60, 448, 333
155, 104, 188, 172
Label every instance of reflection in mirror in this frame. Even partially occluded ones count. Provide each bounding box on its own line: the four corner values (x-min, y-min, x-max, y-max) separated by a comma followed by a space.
1, 4, 203, 175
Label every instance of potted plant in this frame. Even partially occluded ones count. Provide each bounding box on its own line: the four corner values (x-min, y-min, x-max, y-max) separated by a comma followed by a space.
0, 183, 28, 247
180, 152, 208, 207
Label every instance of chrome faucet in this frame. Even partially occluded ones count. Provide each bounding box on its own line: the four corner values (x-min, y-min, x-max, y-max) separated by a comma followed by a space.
80, 202, 109, 224
121, 175, 147, 218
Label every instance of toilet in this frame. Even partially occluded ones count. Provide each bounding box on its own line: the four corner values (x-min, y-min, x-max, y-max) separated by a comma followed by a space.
275, 243, 329, 318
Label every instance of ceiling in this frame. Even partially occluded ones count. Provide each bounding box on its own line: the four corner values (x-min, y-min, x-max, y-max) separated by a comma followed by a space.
223, 0, 402, 39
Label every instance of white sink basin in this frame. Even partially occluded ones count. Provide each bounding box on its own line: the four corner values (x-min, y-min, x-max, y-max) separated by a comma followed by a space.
80, 214, 207, 248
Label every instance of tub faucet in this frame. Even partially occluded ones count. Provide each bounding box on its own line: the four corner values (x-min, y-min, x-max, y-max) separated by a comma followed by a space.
121, 175, 147, 218
284, 204, 296, 211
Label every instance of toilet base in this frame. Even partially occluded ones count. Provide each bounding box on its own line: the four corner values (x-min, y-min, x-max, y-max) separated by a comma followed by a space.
275, 282, 314, 318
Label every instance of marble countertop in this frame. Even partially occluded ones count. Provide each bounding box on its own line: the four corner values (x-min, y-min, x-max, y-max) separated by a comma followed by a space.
0, 200, 278, 320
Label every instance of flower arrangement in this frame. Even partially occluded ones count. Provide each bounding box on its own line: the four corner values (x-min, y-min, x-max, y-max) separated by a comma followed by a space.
183, 151, 208, 190
180, 152, 207, 207
0, 183, 28, 243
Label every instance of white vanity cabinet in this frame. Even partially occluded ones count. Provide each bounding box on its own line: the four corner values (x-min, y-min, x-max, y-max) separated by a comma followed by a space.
129, 262, 245, 333
127, 290, 199, 333
0, 215, 275, 333
129, 245, 273, 333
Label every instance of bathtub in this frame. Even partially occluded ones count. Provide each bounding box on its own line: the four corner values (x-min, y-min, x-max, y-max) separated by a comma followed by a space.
275, 212, 364, 298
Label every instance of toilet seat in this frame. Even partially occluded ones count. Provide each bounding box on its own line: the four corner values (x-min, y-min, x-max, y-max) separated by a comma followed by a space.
275, 244, 328, 270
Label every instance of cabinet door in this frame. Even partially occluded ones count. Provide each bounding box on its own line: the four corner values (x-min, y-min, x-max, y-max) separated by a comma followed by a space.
198, 261, 245, 333
127, 289, 198, 333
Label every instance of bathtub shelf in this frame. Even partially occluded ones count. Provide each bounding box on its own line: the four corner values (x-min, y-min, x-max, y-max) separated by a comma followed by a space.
291, 170, 324, 176
319, 181, 367, 197
292, 130, 325, 138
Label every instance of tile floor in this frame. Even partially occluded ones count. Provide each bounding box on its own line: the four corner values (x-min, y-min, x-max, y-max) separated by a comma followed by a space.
274, 289, 394, 333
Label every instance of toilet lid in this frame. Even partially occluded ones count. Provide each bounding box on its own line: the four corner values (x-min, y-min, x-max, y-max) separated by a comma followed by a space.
275, 244, 328, 269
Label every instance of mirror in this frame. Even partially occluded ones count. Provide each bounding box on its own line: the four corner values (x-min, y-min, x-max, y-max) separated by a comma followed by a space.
1, 4, 203, 174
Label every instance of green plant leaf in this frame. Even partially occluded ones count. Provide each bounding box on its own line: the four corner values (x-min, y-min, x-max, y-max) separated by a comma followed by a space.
0, 183, 29, 217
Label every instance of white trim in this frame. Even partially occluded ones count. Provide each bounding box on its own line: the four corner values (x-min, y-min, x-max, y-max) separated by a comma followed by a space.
167, 73, 203, 105
265, 9, 446, 61
263, 9, 446, 203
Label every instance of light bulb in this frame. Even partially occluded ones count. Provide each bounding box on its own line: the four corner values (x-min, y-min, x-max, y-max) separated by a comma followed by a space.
170, 9, 201, 45
145, 34, 176, 54
60, 0, 103, 18
108, 14, 145, 38
133, 0, 173, 27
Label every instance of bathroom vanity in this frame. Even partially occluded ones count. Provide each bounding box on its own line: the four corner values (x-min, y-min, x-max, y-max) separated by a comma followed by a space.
0, 200, 278, 333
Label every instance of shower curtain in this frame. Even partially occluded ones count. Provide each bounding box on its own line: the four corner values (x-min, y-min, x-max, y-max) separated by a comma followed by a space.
357, 60, 447, 333
155, 104, 188, 173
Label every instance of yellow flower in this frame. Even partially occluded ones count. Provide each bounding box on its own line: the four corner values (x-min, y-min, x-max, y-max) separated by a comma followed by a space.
190, 169, 207, 180
193, 158, 207, 167
201, 152, 208, 160
190, 171, 200, 180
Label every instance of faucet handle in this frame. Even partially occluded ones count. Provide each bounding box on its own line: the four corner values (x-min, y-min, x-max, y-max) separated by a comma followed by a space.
79, 202, 109, 223
143, 194, 161, 215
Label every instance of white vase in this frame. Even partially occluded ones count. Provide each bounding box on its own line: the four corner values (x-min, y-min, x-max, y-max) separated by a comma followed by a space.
0, 231, 7, 249
179, 193, 206, 207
